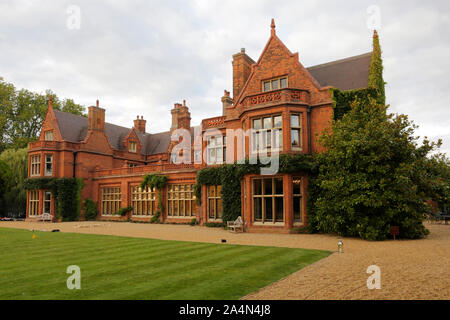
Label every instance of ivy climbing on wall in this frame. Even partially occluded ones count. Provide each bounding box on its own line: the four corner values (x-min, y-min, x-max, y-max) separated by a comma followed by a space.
140, 174, 168, 223
196, 154, 315, 223
24, 177, 84, 221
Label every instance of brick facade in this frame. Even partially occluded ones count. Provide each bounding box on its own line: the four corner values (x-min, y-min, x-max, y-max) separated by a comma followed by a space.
26, 21, 373, 233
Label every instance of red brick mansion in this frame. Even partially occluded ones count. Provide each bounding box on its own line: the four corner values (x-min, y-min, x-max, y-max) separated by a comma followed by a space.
26, 20, 373, 232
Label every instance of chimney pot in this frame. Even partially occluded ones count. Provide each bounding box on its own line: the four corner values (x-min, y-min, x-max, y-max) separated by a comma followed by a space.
134, 115, 146, 134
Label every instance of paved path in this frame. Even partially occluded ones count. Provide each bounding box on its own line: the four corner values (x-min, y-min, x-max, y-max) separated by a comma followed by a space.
1, 221, 449, 299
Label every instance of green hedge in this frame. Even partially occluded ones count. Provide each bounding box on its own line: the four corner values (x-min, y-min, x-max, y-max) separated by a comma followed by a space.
83, 199, 98, 221
24, 177, 84, 221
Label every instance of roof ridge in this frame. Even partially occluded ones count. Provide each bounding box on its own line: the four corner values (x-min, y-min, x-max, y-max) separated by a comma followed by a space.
307, 52, 372, 70
54, 108, 153, 136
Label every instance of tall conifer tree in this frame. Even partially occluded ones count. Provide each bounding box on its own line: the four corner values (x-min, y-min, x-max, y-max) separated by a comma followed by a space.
368, 30, 386, 105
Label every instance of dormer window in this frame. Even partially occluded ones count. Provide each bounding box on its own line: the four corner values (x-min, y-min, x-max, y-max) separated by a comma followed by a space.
129, 141, 137, 153
262, 77, 288, 92
44, 130, 53, 141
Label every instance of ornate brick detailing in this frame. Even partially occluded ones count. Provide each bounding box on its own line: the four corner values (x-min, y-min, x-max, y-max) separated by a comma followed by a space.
240, 88, 310, 108
202, 116, 226, 130
94, 162, 195, 178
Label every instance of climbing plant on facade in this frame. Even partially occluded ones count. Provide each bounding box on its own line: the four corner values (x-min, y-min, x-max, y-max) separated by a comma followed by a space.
140, 174, 168, 223
23, 177, 84, 221
368, 30, 386, 105
196, 154, 315, 223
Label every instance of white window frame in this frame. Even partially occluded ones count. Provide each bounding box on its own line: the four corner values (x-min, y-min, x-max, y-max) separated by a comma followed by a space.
206, 136, 226, 165
44, 130, 53, 141
30, 155, 41, 177
207, 185, 223, 220
167, 184, 196, 218
28, 190, 39, 216
262, 76, 288, 92
251, 115, 283, 154
252, 177, 284, 224
290, 113, 302, 150
131, 185, 157, 216
129, 141, 137, 153
101, 187, 122, 216
44, 154, 53, 176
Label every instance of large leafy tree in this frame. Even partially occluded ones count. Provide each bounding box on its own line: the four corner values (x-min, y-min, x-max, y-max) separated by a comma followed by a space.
424, 153, 450, 212
0, 77, 85, 152
0, 159, 12, 215
0, 148, 28, 217
308, 97, 439, 240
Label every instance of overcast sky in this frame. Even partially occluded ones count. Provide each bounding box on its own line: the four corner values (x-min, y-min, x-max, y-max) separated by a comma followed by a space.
1, 0, 449, 155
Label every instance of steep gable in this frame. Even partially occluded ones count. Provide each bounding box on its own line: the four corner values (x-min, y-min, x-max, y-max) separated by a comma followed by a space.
38, 98, 64, 142
122, 128, 142, 154
235, 20, 325, 106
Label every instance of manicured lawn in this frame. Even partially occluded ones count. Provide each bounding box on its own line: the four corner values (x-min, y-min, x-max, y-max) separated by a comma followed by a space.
0, 227, 331, 300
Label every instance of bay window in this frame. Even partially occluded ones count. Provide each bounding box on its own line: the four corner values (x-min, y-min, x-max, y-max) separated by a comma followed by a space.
292, 177, 303, 222
45, 154, 53, 176
251, 115, 282, 153
253, 177, 284, 223
28, 190, 39, 216
290, 114, 302, 149
30, 155, 40, 176
43, 191, 51, 214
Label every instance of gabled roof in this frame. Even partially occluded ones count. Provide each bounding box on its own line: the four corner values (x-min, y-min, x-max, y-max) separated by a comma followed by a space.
53, 110, 171, 156
307, 52, 372, 91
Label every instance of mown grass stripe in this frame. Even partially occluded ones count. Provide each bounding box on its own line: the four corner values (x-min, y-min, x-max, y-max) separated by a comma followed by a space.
0, 227, 331, 300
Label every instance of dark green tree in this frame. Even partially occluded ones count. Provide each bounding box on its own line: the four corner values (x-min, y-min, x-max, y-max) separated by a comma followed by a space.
424, 153, 450, 212
0, 159, 12, 216
308, 97, 438, 240
0, 148, 28, 217
0, 77, 86, 152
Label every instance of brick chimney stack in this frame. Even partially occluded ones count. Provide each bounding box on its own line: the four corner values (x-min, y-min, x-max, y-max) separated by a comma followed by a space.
232, 47, 254, 99
134, 115, 146, 134
88, 100, 105, 131
171, 100, 191, 132
221, 90, 233, 116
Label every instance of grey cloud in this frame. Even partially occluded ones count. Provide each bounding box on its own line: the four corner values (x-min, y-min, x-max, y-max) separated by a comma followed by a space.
0, 0, 449, 155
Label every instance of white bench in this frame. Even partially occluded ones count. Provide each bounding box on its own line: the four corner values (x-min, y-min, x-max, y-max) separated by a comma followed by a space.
227, 216, 245, 233
36, 213, 53, 222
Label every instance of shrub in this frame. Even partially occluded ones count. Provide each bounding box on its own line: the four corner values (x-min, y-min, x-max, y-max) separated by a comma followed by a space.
83, 199, 98, 221
114, 206, 133, 217
308, 97, 434, 240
